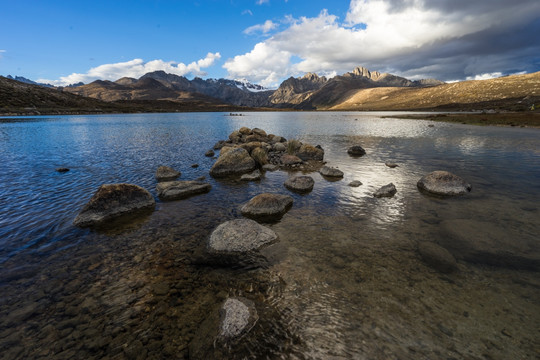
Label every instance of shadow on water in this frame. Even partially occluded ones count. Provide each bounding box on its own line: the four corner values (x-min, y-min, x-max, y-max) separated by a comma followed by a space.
0, 112, 539, 359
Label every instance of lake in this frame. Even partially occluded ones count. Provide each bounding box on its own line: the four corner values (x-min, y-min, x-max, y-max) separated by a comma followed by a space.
0, 112, 539, 359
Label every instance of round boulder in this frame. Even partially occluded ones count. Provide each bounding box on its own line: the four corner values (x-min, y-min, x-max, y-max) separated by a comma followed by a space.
156, 180, 211, 201
297, 144, 324, 161
417, 242, 458, 273
155, 165, 181, 182
319, 166, 344, 178
73, 184, 155, 227
347, 145, 366, 156
373, 183, 397, 198
417, 171, 471, 196
210, 147, 256, 178
284, 176, 314, 193
241, 193, 293, 222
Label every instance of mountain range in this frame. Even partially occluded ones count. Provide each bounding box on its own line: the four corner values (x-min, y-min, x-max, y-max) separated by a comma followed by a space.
2, 66, 539, 115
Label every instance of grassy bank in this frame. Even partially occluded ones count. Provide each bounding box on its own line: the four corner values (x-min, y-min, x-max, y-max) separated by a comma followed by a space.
387, 112, 540, 128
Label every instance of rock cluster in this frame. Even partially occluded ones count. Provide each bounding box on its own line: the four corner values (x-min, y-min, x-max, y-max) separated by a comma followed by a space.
210, 127, 325, 176
73, 184, 155, 227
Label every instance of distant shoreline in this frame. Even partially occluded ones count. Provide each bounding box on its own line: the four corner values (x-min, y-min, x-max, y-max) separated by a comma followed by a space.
384, 112, 540, 128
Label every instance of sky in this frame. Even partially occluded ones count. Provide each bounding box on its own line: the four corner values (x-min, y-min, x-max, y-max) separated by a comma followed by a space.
1, 0, 539, 88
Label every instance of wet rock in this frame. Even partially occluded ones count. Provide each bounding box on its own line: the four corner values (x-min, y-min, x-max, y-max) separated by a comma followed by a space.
319, 166, 344, 178
219, 297, 258, 341
241, 193, 293, 222
240, 141, 262, 154
251, 147, 269, 166
155, 166, 181, 182
191, 164, 199, 168
205, 149, 215, 157
348, 180, 363, 187
284, 175, 314, 193
56, 167, 70, 173
297, 144, 324, 161
207, 218, 278, 263
280, 154, 303, 166
238, 127, 252, 135
439, 219, 540, 270
347, 145, 366, 156
240, 170, 262, 181
213, 140, 227, 150
262, 164, 279, 171
156, 181, 211, 201
417, 242, 458, 273
373, 183, 397, 198
210, 147, 256, 177
73, 184, 155, 227
385, 162, 399, 168
417, 171, 471, 196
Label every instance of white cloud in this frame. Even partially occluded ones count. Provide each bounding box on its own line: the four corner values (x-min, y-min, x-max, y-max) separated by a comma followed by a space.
38, 52, 221, 86
242, 9, 253, 16
256, 0, 269, 4
244, 20, 278, 35
466, 72, 503, 81
0, 49, 5, 59
224, 0, 540, 85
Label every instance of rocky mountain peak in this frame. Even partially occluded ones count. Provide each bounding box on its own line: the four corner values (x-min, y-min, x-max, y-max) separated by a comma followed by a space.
351, 66, 383, 81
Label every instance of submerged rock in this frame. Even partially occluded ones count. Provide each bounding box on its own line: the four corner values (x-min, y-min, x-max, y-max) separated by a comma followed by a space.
219, 297, 258, 341
155, 165, 181, 182
385, 162, 399, 168
208, 218, 277, 252
284, 175, 314, 193
319, 166, 344, 178
347, 145, 366, 156
210, 147, 256, 178
73, 184, 155, 227
240, 169, 262, 181
417, 171, 471, 196
241, 193, 293, 222
417, 242, 458, 273
373, 183, 397, 198
348, 180, 363, 187
156, 180, 211, 201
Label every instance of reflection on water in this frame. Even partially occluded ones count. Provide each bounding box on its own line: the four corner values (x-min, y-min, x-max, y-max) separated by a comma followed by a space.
0, 112, 539, 359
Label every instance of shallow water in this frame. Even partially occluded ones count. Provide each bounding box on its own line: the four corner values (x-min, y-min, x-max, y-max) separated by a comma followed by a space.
0, 112, 539, 359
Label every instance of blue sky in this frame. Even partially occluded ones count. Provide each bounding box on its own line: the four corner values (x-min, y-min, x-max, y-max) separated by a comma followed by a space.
1, 0, 539, 87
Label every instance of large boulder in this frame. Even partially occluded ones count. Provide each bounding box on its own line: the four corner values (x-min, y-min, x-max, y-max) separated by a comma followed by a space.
439, 219, 540, 270
73, 184, 155, 227
206, 219, 278, 267
296, 144, 324, 161
156, 180, 211, 201
319, 166, 344, 178
219, 297, 258, 342
155, 165, 181, 182
347, 145, 366, 156
284, 176, 314, 193
417, 171, 471, 196
417, 242, 458, 273
373, 183, 397, 198
241, 193, 293, 222
210, 147, 256, 178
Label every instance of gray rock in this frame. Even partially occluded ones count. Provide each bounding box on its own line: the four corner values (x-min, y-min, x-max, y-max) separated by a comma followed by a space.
219, 297, 258, 341
240, 169, 262, 181
284, 176, 314, 193
156, 181, 211, 201
417, 171, 471, 196
210, 147, 256, 177
273, 143, 286, 152
319, 166, 344, 178
155, 165, 181, 182
73, 184, 155, 227
373, 183, 397, 198
347, 145, 366, 156
262, 164, 279, 171
348, 180, 363, 187
280, 154, 302, 165
417, 242, 458, 273
208, 218, 278, 254
241, 193, 294, 221
439, 219, 540, 270
205, 149, 215, 157
385, 162, 398, 168
296, 144, 324, 161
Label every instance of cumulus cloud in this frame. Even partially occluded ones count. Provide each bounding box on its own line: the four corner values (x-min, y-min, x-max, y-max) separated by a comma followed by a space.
224, 0, 540, 86
244, 20, 278, 35
39, 52, 221, 86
